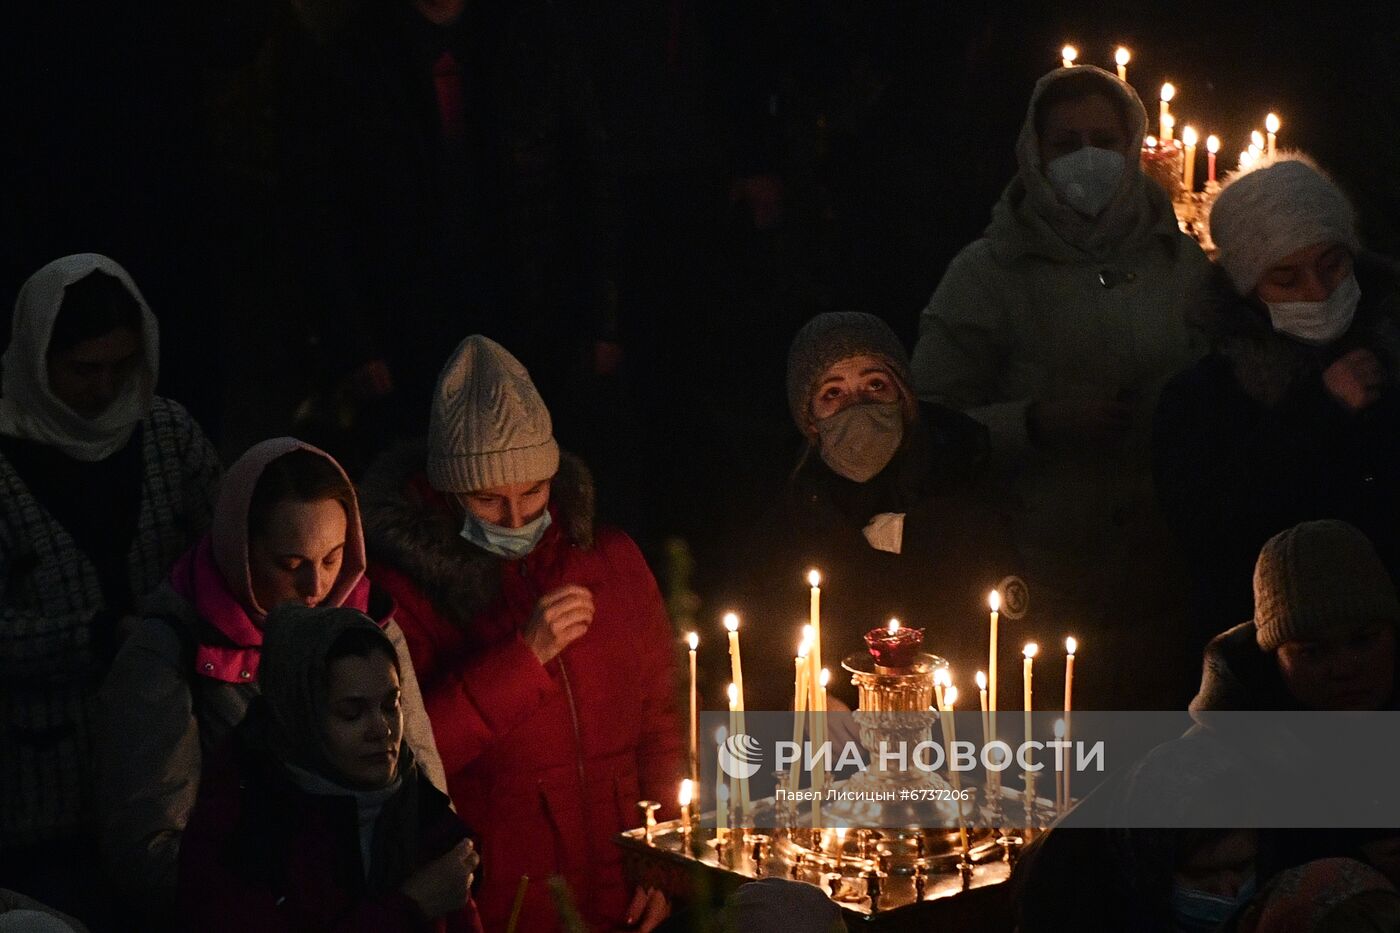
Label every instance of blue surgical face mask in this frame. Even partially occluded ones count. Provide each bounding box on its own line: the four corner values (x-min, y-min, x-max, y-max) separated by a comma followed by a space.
1170, 874, 1256, 932
1045, 146, 1125, 218
459, 509, 553, 560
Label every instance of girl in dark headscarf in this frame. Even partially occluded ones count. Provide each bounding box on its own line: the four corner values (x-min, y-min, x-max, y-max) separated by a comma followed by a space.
178, 605, 481, 932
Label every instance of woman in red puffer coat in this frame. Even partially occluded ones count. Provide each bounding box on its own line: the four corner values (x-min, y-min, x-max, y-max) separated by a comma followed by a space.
360, 336, 683, 933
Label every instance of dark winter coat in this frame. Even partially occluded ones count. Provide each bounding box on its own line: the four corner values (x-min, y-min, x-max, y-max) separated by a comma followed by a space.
723, 402, 1015, 712
1154, 255, 1400, 645
177, 711, 480, 933
360, 444, 684, 933
0, 397, 220, 847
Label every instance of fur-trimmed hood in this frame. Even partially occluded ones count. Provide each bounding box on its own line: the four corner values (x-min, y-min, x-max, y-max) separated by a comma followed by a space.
358, 439, 596, 628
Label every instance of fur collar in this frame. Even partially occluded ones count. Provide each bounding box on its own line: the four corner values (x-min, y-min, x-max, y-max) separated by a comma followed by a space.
359, 439, 595, 628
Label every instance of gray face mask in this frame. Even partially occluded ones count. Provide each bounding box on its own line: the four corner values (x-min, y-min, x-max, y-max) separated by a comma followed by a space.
816, 401, 904, 483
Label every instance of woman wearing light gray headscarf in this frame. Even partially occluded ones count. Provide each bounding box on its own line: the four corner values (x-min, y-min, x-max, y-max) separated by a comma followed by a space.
0, 253, 221, 920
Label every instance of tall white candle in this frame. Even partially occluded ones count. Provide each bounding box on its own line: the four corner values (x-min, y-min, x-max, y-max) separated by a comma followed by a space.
1159, 83, 1176, 141
687, 632, 699, 795
1265, 113, 1280, 158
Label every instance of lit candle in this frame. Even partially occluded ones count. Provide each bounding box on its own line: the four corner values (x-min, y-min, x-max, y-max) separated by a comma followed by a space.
1053, 718, 1067, 814
1022, 642, 1038, 746
1144, 135, 1158, 150
723, 613, 745, 713
1064, 636, 1076, 807
715, 725, 729, 839
1251, 129, 1265, 160
987, 590, 1000, 715
789, 636, 811, 794
680, 778, 693, 837
687, 632, 699, 794
1265, 112, 1280, 158
941, 685, 972, 858
728, 682, 750, 817
1238, 150, 1252, 171
1206, 134, 1220, 183
933, 666, 950, 713
1182, 125, 1198, 191
1159, 83, 1175, 141
1115, 46, 1130, 83
1061, 44, 1078, 69
807, 571, 825, 716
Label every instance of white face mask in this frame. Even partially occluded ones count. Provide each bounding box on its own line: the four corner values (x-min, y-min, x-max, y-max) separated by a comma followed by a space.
1264, 273, 1361, 346
1044, 147, 1125, 218
459, 509, 552, 560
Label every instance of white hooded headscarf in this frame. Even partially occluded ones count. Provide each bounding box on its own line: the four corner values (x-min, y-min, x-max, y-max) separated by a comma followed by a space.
0, 253, 159, 461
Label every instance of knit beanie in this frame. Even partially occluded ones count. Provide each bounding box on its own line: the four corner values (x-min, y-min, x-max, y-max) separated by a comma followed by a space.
785, 312, 914, 436
1253, 520, 1400, 651
1210, 154, 1361, 295
427, 335, 560, 492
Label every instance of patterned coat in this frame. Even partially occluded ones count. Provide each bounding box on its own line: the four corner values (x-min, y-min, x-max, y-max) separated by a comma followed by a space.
0, 397, 220, 846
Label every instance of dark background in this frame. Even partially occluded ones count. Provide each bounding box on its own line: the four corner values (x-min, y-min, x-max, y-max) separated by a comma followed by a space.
4, 0, 1399, 588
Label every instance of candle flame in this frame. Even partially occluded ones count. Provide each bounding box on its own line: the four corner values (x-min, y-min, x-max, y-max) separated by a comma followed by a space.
797, 634, 811, 659
1160, 82, 1175, 103
1144, 135, 1158, 149
934, 667, 951, 687
1182, 125, 1198, 147
1266, 112, 1280, 134
988, 589, 1001, 612
1054, 718, 1066, 738
944, 686, 960, 708
723, 612, 740, 633
727, 682, 738, 707
1024, 642, 1039, 660
1207, 134, 1220, 154
976, 670, 988, 690
820, 668, 831, 688
679, 778, 693, 806
1251, 130, 1265, 149
1061, 45, 1078, 65
686, 631, 698, 651
807, 569, 821, 588
1065, 636, 1078, 656
888, 618, 900, 634
1115, 46, 1130, 67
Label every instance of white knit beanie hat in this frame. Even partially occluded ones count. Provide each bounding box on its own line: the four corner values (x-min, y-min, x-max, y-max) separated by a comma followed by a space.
427, 335, 560, 492
1210, 154, 1360, 295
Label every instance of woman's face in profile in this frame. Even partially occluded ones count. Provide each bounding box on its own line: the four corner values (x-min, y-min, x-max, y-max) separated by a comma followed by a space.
1038, 93, 1132, 167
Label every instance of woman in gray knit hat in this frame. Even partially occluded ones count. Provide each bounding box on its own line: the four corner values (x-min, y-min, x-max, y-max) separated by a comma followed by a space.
1154, 154, 1400, 648
719, 312, 1015, 715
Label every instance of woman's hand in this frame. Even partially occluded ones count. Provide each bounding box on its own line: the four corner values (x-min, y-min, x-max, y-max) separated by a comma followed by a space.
523, 585, 595, 665
400, 838, 476, 919
620, 885, 671, 931
1323, 347, 1385, 412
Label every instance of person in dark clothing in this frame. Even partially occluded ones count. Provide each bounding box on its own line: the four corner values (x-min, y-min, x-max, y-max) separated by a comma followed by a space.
721, 312, 1015, 714
177, 605, 481, 932
1154, 154, 1400, 646
272, 0, 621, 451
0, 254, 221, 922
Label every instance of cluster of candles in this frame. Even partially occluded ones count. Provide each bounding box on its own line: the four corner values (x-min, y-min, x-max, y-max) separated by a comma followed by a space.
678, 575, 1086, 837
1058, 44, 1284, 191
